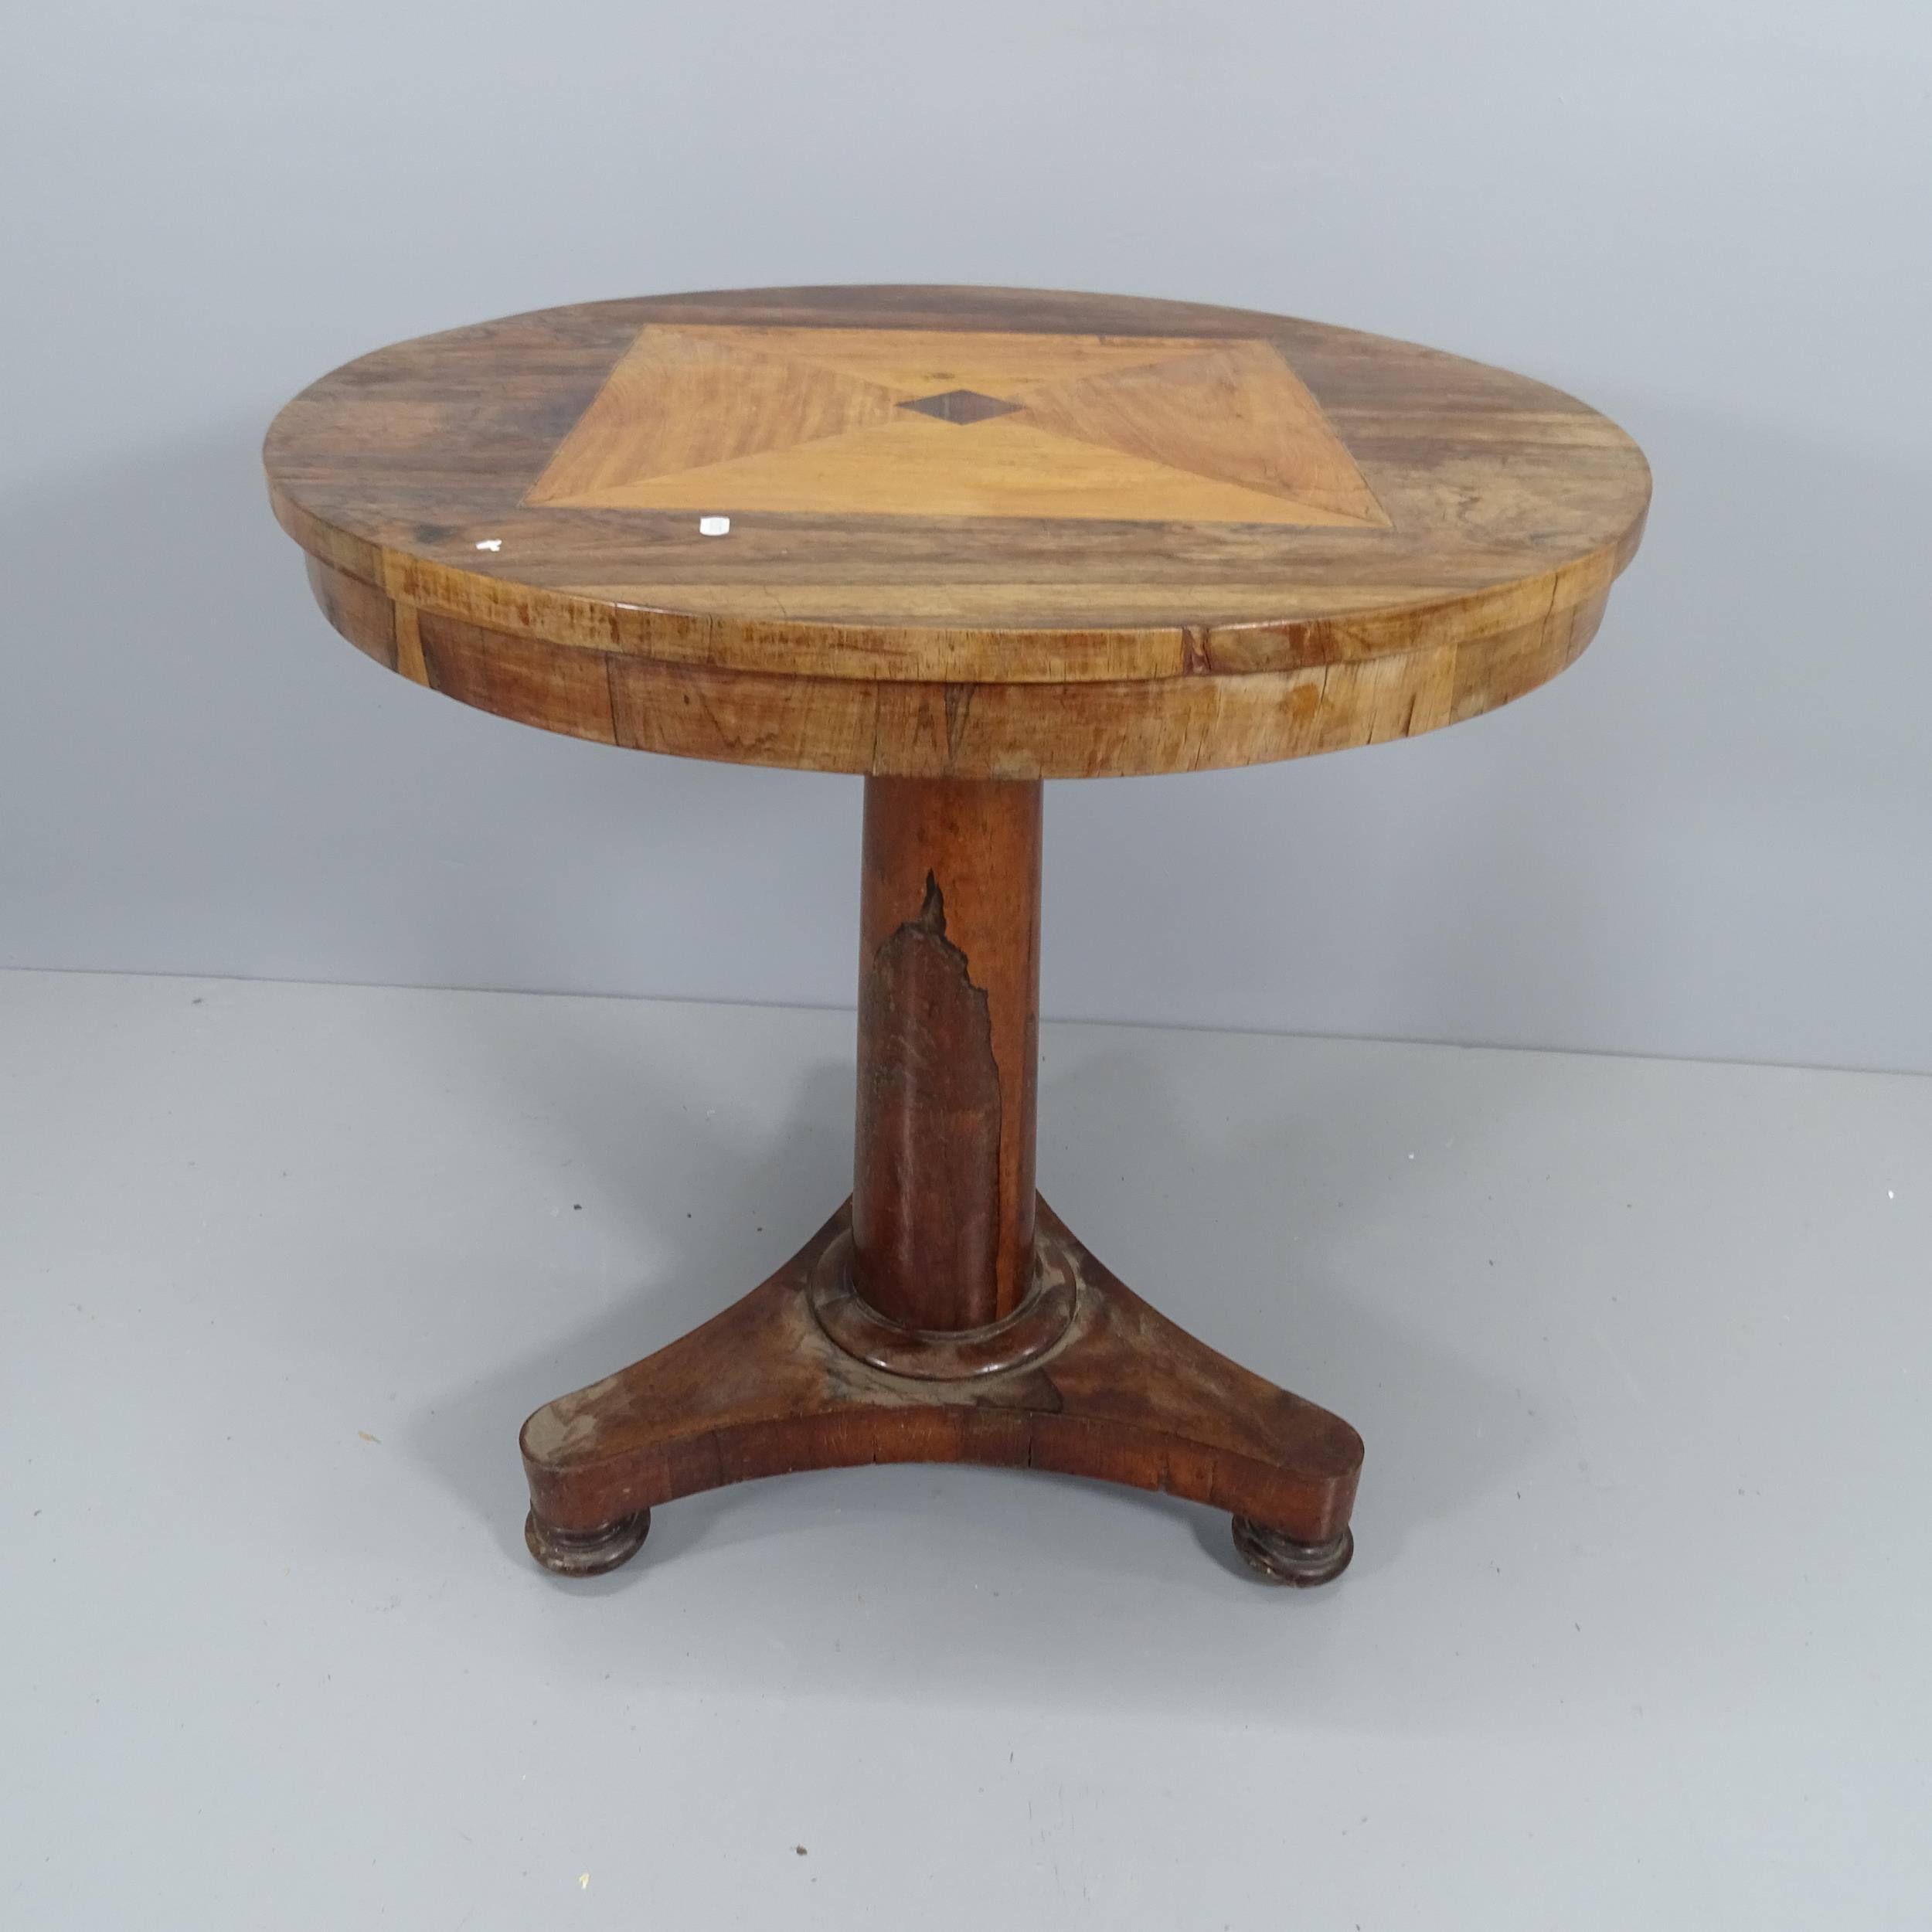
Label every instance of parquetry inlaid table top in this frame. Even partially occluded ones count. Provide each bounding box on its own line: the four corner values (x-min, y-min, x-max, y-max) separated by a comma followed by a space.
265, 285, 1650, 779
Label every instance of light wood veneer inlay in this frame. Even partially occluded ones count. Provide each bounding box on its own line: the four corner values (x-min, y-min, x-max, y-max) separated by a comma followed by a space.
526, 324, 1392, 529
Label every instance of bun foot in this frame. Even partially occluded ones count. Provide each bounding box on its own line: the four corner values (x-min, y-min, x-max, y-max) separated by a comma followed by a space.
1231, 1516, 1353, 1587
525, 1508, 651, 1577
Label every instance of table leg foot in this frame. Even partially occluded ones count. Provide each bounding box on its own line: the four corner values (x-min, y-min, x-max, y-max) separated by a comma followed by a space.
524, 1507, 651, 1577
1231, 1516, 1354, 1587
519, 1197, 1362, 1580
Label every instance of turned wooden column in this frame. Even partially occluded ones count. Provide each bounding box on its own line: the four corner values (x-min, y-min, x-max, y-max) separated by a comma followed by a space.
851, 777, 1043, 1332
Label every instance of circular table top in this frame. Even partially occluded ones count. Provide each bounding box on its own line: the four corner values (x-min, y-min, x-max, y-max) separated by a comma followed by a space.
265, 285, 1649, 779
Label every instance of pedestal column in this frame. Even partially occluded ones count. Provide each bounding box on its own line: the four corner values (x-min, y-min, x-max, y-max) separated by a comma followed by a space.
851, 777, 1042, 1333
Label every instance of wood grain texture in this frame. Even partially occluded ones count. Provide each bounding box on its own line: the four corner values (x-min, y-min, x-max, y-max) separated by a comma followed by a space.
266, 285, 1649, 777
521, 1200, 1363, 1549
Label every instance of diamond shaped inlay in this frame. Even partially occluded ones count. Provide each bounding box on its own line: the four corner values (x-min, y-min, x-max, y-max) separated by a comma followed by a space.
897, 389, 1022, 426
526, 324, 1394, 528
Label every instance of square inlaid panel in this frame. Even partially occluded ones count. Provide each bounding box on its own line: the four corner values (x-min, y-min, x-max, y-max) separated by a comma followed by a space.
526, 325, 1393, 529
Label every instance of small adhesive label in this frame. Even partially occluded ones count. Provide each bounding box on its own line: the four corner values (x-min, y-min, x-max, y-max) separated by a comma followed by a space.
698, 515, 730, 536
474, 538, 502, 552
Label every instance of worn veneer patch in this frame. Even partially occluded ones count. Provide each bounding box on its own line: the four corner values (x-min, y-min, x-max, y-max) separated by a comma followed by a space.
853, 875, 1004, 1332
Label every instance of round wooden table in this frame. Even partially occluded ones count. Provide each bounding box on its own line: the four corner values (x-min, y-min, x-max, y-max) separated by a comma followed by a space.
265, 285, 1649, 1587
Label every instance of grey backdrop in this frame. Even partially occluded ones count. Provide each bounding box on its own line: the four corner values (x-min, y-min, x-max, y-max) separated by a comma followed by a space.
5, 2, 1929, 1072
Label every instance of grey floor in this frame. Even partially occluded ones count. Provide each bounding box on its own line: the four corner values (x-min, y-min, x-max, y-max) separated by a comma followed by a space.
4, 967, 1927, 1929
